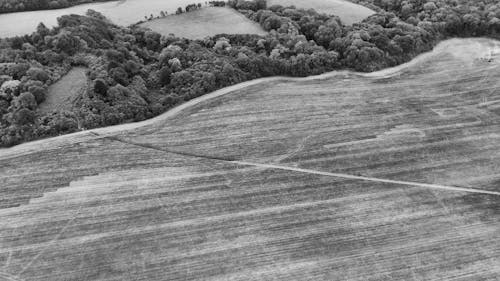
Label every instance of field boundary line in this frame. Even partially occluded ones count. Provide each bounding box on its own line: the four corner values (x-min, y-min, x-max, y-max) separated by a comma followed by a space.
92, 133, 500, 197
233, 161, 500, 196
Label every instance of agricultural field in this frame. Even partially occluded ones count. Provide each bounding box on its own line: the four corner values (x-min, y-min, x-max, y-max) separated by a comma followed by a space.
267, 0, 375, 25
38, 67, 88, 114
0, 38, 499, 280
139, 7, 267, 40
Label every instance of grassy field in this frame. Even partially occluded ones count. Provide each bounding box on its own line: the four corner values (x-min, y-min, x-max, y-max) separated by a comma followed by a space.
38, 67, 88, 114
0, 38, 499, 280
139, 7, 267, 40
267, 0, 375, 25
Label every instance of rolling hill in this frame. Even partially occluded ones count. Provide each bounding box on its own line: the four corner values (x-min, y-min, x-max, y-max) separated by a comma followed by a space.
267, 0, 375, 25
0, 38, 499, 280
139, 7, 267, 40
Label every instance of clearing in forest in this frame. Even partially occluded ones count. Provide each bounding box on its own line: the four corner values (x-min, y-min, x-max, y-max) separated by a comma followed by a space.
38, 67, 88, 114
268, 0, 375, 25
139, 7, 268, 40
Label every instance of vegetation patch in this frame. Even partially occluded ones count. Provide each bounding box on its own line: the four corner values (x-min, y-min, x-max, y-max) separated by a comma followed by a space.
140, 7, 267, 40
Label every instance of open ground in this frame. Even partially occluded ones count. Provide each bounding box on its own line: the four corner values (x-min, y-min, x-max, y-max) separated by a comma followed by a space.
0, 38, 499, 280
139, 7, 267, 40
38, 67, 88, 114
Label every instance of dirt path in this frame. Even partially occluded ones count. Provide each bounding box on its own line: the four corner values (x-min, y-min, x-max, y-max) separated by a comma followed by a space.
232, 161, 500, 196
38, 67, 88, 114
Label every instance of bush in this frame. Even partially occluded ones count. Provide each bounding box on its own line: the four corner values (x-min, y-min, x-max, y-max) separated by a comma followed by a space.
27, 68, 50, 83
93, 79, 108, 96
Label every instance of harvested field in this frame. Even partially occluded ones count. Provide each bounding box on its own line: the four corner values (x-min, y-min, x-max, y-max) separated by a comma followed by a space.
0, 38, 500, 280
267, 0, 375, 25
139, 7, 267, 40
38, 67, 88, 114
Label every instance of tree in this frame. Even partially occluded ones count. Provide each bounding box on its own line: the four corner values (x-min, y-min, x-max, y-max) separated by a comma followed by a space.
10, 36, 23, 49
314, 19, 343, 48
262, 15, 283, 31
36, 22, 50, 37
109, 67, 129, 86
159, 66, 172, 86
24, 80, 47, 104
93, 79, 108, 96
12, 92, 37, 110
27, 68, 50, 83
54, 31, 82, 55
214, 37, 232, 52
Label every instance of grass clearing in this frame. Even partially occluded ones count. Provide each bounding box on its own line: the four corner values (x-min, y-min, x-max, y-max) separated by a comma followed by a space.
38, 67, 87, 114
139, 7, 267, 40
1, 38, 500, 280
268, 0, 375, 25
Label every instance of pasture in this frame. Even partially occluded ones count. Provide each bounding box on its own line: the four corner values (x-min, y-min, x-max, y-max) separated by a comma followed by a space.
140, 7, 267, 40
267, 0, 375, 25
38, 67, 88, 114
0, 38, 499, 280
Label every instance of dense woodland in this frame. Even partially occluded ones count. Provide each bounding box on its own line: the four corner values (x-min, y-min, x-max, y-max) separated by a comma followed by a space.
0, 0, 500, 146
0, 0, 115, 13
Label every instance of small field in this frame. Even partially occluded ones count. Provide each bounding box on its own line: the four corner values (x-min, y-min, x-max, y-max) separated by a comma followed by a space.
139, 7, 267, 40
268, 0, 375, 25
38, 67, 87, 114
0, 38, 499, 280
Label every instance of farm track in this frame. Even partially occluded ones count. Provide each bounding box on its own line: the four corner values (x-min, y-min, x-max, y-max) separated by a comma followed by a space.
94, 131, 500, 196
1, 38, 500, 280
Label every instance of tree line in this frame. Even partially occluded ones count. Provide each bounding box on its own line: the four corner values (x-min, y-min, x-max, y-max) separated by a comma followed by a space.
1, 0, 499, 146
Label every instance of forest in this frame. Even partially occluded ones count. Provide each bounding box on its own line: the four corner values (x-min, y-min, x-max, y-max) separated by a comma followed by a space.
0, 0, 500, 146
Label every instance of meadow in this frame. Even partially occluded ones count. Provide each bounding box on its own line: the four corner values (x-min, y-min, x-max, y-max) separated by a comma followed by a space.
38, 67, 88, 114
267, 0, 375, 25
0, 38, 499, 280
140, 7, 267, 40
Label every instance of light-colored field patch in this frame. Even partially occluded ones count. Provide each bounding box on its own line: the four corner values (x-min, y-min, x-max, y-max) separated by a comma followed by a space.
140, 7, 267, 40
38, 67, 87, 114
268, 0, 375, 25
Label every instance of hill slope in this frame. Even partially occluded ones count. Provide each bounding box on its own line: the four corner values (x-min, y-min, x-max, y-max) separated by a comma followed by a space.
267, 0, 375, 25
0, 38, 499, 280
139, 7, 267, 40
